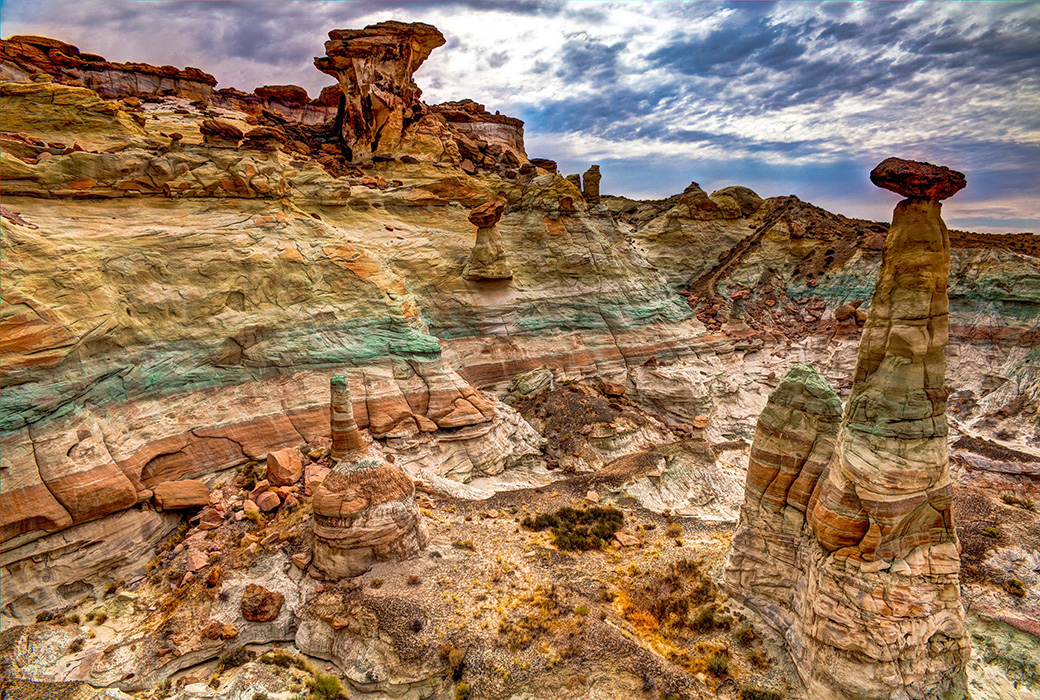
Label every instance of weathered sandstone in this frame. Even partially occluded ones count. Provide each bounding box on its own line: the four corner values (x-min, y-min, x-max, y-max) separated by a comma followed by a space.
152, 479, 210, 510
583, 165, 601, 203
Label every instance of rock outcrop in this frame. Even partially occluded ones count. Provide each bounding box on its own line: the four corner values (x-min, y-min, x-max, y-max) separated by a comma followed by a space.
314, 21, 445, 161
312, 376, 427, 579
725, 158, 970, 700
582, 165, 601, 203
462, 200, 512, 281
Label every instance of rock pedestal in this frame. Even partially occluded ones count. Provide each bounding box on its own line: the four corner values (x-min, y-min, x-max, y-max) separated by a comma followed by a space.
725, 158, 969, 700
314, 21, 445, 161
462, 200, 512, 281
313, 375, 427, 580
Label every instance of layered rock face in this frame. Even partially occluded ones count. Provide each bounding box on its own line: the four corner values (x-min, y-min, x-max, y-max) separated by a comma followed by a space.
315, 21, 445, 160
312, 377, 427, 579
725, 159, 970, 699
0, 35, 216, 102
462, 200, 512, 280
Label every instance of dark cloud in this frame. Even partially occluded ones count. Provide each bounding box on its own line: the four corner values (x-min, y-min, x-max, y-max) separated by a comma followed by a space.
555, 37, 625, 83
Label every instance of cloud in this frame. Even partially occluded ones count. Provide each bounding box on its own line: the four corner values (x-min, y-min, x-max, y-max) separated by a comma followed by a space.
1, 0, 1037, 231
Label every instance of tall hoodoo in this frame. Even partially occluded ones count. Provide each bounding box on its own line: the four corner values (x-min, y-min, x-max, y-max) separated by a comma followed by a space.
312, 374, 427, 580
725, 158, 969, 700
314, 21, 445, 161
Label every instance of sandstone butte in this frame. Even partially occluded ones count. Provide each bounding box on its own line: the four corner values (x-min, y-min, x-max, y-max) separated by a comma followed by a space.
1, 19, 1039, 700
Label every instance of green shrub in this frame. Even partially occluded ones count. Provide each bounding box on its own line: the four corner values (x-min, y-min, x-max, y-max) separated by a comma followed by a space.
575, 605, 590, 616
455, 682, 471, 700
691, 604, 730, 632
982, 526, 1001, 538
1001, 493, 1036, 510
306, 672, 346, 700
521, 506, 624, 550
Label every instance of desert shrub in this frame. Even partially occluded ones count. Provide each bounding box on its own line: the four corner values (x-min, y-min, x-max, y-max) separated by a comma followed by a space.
66, 614, 80, 625
521, 506, 624, 550
440, 644, 466, 681
94, 611, 108, 625
665, 522, 683, 539
691, 604, 730, 632
452, 540, 476, 551
747, 649, 770, 669
575, 605, 590, 616
35, 610, 55, 623
406, 574, 422, 586
1001, 493, 1036, 510
455, 683, 472, 700
740, 684, 783, 700
104, 583, 119, 597
68, 638, 85, 653
982, 526, 1001, 538
707, 649, 729, 677
1006, 579, 1027, 598
370, 578, 384, 589
260, 650, 310, 671
306, 672, 346, 700
217, 646, 255, 672
253, 694, 270, 700
733, 621, 755, 646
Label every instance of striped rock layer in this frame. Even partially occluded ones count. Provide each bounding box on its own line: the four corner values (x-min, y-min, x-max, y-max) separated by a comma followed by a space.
726, 197, 969, 699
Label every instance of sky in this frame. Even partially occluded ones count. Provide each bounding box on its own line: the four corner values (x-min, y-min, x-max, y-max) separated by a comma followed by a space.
2, 0, 1039, 233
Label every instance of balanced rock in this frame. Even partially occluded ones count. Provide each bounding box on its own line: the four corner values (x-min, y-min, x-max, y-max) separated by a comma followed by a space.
152, 480, 209, 510
462, 201, 512, 281
312, 376, 428, 579
315, 21, 445, 161
468, 200, 505, 228
869, 157, 966, 201
725, 159, 969, 700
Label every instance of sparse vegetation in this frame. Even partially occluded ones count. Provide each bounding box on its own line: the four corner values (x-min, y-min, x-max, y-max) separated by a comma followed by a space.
1001, 493, 1036, 510
441, 644, 466, 681
260, 650, 311, 672
521, 506, 624, 550
982, 526, 1001, 538
455, 682, 471, 700
665, 522, 683, 539
747, 649, 770, 669
575, 605, 590, 616
452, 540, 477, 551
68, 638, 85, 653
406, 574, 422, 586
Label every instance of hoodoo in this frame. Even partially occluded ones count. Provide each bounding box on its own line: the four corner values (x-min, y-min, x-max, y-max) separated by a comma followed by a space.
725, 158, 970, 699
311, 376, 428, 580
462, 200, 512, 281
314, 21, 445, 161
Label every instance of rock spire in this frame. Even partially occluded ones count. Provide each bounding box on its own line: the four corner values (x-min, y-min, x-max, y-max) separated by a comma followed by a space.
724, 158, 969, 699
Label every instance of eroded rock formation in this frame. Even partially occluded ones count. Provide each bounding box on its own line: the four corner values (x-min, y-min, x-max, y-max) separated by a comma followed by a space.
583, 165, 601, 203
725, 158, 970, 699
314, 21, 445, 161
312, 376, 427, 579
462, 200, 512, 280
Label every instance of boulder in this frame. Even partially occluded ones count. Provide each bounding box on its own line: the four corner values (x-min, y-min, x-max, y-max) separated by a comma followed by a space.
152, 480, 209, 510
468, 200, 505, 228
240, 583, 284, 622
266, 448, 302, 486
255, 491, 281, 512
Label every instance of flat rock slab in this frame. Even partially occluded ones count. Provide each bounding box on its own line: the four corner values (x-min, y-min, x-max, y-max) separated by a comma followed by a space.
152, 479, 210, 510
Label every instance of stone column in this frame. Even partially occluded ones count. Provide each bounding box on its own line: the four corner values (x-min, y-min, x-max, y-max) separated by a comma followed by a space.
330, 374, 363, 460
